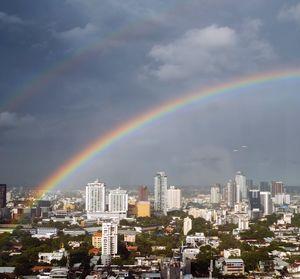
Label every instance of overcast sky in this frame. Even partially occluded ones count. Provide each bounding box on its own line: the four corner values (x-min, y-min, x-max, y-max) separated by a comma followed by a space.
1, 0, 300, 189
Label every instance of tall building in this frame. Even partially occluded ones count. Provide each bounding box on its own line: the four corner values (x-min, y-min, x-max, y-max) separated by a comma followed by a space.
92, 232, 102, 249
101, 222, 118, 265
85, 179, 106, 212
227, 180, 236, 208
260, 181, 270, 192
249, 190, 260, 210
0, 184, 7, 208
246, 179, 254, 190
183, 216, 192, 236
260, 192, 273, 216
108, 188, 128, 212
210, 184, 221, 204
138, 185, 149, 201
167, 186, 181, 210
235, 172, 247, 202
154, 171, 168, 214
271, 181, 284, 197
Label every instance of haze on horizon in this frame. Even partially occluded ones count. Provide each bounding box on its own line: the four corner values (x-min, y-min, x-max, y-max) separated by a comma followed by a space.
1, 0, 300, 188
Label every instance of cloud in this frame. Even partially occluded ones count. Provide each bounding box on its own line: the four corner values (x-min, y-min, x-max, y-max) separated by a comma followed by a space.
147, 20, 276, 80
56, 23, 97, 42
0, 112, 34, 129
0, 11, 24, 25
278, 3, 300, 25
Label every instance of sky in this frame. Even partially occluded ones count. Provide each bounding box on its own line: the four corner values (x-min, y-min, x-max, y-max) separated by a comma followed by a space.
1, 0, 300, 188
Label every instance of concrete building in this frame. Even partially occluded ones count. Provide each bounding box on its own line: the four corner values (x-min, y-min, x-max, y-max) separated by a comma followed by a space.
108, 188, 128, 212
271, 181, 284, 197
167, 186, 181, 210
138, 185, 149, 201
227, 179, 236, 208
92, 231, 102, 249
85, 179, 106, 213
274, 193, 290, 205
260, 191, 273, 216
101, 222, 118, 265
183, 216, 192, 236
238, 215, 249, 231
210, 184, 221, 204
136, 201, 151, 217
249, 189, 260, 210
223, 259, 244, 275
154, 171, 168, 214
38, 246, 68, 264
235, 172, 247, 202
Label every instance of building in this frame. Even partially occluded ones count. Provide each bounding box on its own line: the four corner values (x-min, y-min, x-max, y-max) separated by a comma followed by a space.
271, 181, 284, 197
154, 171, 168, 214
0, 184, 7, 208
274, 193, 290, 205
210, 184, 221, 204
85, 179, 106, 212
186, 233, 206, 247
235, 172, 247, 202
183, 216, 192, 236
92, 231, 102, 249
227, 179, 236, 208
223, 259, 245, 275
136, 201, 151, 217
249, 189, 260, 210
224, 249, 241, 259
101, 222, 118, 265
49, 268, 69, 279
238, 215, 249, 231
38, 246, 68, 264
260, 191, 273, 216
260, 181, 270, 192
167, 186, 181, 210
108, 188, 128, 212
138, 185, 149, 201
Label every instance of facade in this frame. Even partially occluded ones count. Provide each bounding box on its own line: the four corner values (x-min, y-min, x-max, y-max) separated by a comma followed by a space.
0, 184, 7, 208
238, 215, 249, 231
260, 191, 273, 216
167, 186, 181, 210
274, 193, 290, 205
101, 222, 118, 265
271, 181, 284, 197
138, 185, 149, 201
210, 184, 221, 204
108, 188, 128, 212
223, 259, 245, 275
154, 171, 168, 214
227, 180, 236, 207
85, 179, 106, 212
92, 231, 102, 249
249, 189, 260, 210
136, 201, 151, 217
183, 216, 192, 236
235, 172, 247, 201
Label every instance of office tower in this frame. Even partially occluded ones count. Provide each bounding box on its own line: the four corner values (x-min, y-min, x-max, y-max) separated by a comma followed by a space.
183, 216, 192, 236
167, 186, 182, 210
101, 222, 118, 265
227, 179, 236, 208
260, 181, 270, 192
138, 185, 149, 201
0, 184, 7, 208
210, 184, 221, 204
260, 192, 273, 216
136, 201, 151, 217
271, 181, 284, 197
235, 172, 247, 201
108, 188, 128, 212
249, 190, 260, 210
154, 171, 168, 214
85, 179, 106, 212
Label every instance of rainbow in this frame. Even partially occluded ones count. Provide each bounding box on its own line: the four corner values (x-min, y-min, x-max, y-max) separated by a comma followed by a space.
36, 68, 300, 196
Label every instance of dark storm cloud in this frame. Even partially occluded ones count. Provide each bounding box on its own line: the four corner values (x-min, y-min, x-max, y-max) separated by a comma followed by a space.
0, 0, 300, 187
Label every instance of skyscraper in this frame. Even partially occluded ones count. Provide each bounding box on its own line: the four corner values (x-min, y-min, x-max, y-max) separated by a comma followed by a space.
138, 185, 149, 201
260, 192, 273, 216
101, 222, 118, 265
210, 184, 221, 204
260, 181, 270, 192
85, 179, 106, 212
249, 189, 260, 210
167, 186, 181, 210
0, 184, 7, 208
154, 171, 168, 214
108, 188, 128, 212
271, 181, 284, 197
235, 172, 247, 202
227, 179, 236, 208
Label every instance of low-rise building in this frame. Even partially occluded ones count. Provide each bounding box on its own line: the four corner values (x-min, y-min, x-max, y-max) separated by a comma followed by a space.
223, 259, 244, 275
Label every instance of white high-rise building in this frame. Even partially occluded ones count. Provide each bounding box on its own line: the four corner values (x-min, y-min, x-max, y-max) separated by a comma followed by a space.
85, 179, 106, 212
210, 184, 221, 204
227, 179, 236, 207
235, 172, 247, 202
101, 222, 118, 265
183, 216, 192, 236
167, 186, 181, 210
154, 171, 168, 214
108, 188, 128, 212
238, 215, 249, 231
260, 191, 273, 216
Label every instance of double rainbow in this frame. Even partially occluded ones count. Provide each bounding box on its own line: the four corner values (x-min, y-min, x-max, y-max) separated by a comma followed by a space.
36, 68, 300, 195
